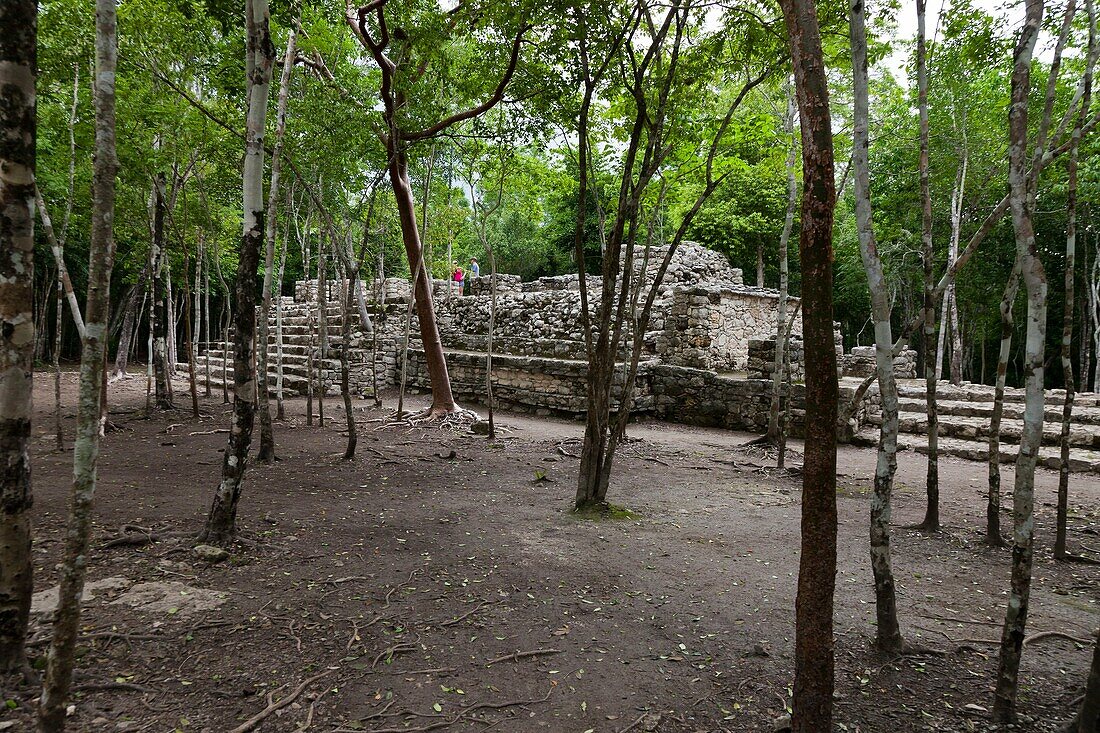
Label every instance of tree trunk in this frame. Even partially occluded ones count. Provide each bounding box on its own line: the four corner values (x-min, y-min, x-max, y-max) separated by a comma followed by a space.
917, 0, 940, 532
150, 175, 173, 409
993, 0, 1046, 720
113, 265, 149, 379
166, 260, 177, 372
340, 271, 357, 459
1077, 630, 1100, 732
199, 0, 274, 546
779, 0, 839, 726
274, 194, 289, 419
987, 262, 1020, 547
257, 26, 296, 463
1056, 4, 1093, 560
0, 0, 36, 677
315, 237, 327, 428
386, 148, 456, 416
850, 0, 905, 654
756, 242, 765, 287
183, 248, 199, 418
767, 92, 797, 448
37, 0, 117, 722
35, 187, 85, 339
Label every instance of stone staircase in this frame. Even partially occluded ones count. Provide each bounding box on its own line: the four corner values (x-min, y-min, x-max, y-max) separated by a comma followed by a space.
859, 379, 1100, 473
175, 296, 386, 398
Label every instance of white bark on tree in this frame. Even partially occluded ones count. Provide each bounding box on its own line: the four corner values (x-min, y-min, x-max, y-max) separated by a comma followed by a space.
850, 0, 904, 653
37, 0, 117, 723
993, 0, 1046, 720
257, 25, 296, 462
200, 0, 275, 544
767, 91, 797, 449
0, 0, 37, 677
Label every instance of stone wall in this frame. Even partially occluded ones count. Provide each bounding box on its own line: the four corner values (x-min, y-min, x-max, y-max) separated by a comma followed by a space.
657, 287, 803, 372
841, 346, 918, 379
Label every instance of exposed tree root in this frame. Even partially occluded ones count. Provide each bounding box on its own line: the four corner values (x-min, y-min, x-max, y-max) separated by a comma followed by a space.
358, 688, 554, 733
228, 668, 335, 733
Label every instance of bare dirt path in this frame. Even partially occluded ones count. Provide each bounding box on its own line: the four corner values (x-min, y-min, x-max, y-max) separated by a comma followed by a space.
3, 370, 1096, 732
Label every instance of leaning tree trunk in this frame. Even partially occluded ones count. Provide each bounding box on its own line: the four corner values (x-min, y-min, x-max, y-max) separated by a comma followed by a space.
917, 0, 939, 532
256, 26, 296, 463
37, 0, 117, 723
994, 0, 1046, 720
778, 0, 840, 727
850, 0, 904, 654
767, 93, 797, 449
987, 261, 1020, 547
0, 0, 37, 677
199, 0, 274, 546
386, 146, 456, 416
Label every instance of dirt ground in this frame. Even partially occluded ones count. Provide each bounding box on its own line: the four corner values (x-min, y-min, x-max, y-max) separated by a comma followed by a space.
2, 369, 1097, 733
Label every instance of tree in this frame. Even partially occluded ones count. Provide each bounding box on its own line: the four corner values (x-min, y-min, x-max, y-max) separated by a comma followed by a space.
37, 0, 118, 724
849, 0, 904, 654
777, 0, 839, 726
0, 0, 37, 679
993, 0, 1046, 720
200, 0, 276, 545
347, 0, 532, 417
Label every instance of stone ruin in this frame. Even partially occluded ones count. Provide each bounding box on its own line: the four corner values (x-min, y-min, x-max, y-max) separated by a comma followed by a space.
189, 242, 916, 440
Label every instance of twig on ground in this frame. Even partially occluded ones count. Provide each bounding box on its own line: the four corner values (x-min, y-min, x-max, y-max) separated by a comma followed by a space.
485, 648, 561, 666
188, 428, 230, 436
440, 600, 491, 627
392, 667, 456, 676
372, 639, 420, 669
363, 688, 553, 733
617, 712, 649, 733
228, 669, 335, 733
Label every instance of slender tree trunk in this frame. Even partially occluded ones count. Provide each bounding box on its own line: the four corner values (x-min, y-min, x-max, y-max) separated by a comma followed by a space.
200, 0, 275, 545
183, 249, 199, 418
850, 0, 904, 654
1056, 1, 1093, 560
37, 0, 117, 723
768, 92, 797, 448
987, 262, 1020, 547
340, 269, 357, 459
0, 0, 36, 677
756, 242, 765, 287
166, 261, 177, 373
113, 265, 148, 378
917, 0, 940, 532
275, 194, 290, 419
203, 234, 211, 396
778, 0, 839, 726
54, 257, 64, 450
257, 26, 296, 463
994, 0, 1046, 719
316, 237, 327, 428
150, 176, 173, 409
371, 246, 383, 408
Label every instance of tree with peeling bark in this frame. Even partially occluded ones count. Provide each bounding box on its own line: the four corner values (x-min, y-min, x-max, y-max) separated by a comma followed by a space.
346, 0, 535, 418
916, 0, 941, 533
993, 0, 1046, 720
37, 0, 117, 724
257, 24, 298, 464
200, 0, 276, 546
777, 0, 839, 724
0, 0, 36, 679
849, 0, 904, 654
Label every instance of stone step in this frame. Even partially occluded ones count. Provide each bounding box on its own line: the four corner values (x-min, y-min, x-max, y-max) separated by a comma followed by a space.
880, 412, 1100, 450
905, 434, 1100, 473
896, 396, 1100, 426
895, 379, 1100, 408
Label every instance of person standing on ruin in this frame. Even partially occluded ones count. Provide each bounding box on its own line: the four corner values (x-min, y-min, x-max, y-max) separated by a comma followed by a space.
469, 257, 480, 278
453, 265, 464, 296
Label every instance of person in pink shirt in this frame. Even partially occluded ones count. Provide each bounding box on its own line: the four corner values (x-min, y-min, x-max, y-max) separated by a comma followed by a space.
453, 265, 464, 296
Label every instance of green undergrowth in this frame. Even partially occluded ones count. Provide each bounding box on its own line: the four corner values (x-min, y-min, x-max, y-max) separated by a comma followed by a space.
570, 502, 641, 521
